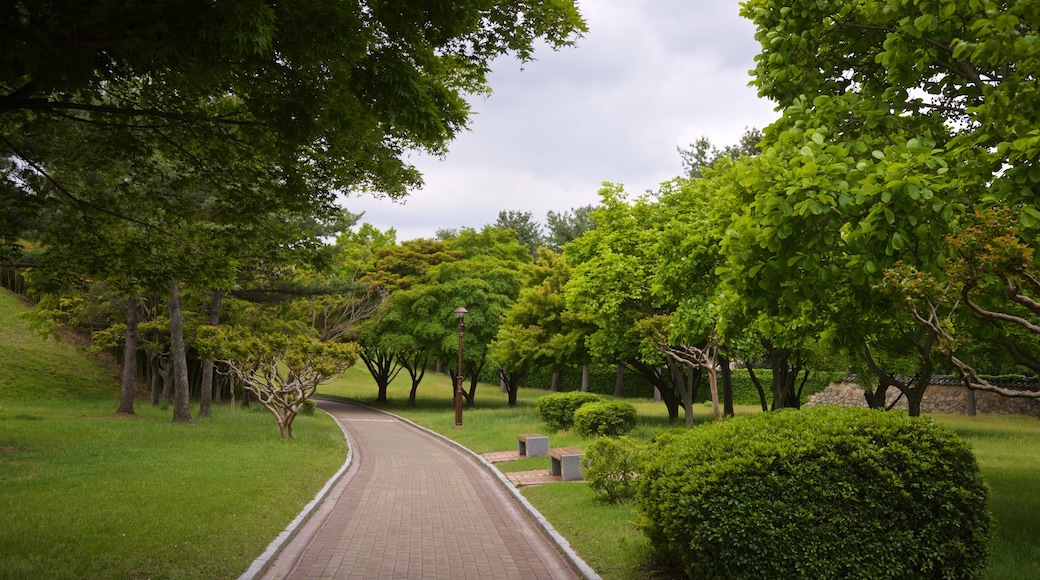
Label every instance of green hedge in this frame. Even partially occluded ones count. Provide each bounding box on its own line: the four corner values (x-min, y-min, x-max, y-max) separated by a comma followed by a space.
535, 391, 602, 431
488, 365, 656, 398
573, 400, 637, 437
488, 364, 840, 406
637, 406, 992, 579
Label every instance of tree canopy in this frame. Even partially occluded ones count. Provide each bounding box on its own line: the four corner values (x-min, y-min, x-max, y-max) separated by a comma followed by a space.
2, 0, 587, 199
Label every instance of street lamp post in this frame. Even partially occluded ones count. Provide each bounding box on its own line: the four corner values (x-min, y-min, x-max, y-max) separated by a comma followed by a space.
453, 307, 467, 429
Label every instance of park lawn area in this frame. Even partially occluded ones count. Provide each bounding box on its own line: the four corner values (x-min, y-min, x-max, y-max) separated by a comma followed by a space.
0, 290, 346, 579
323, 366, 1040, 580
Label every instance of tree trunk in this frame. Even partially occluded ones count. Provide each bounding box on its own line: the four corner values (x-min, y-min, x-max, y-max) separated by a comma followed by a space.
966, 385, 977, 416
581, 365, 590, 392
630, 361, 679, 421
550, 370, 559, 392
498, 368, 523, 407
168, 279, 194, 424
675, 364, 696, 429
614, 364, 625, 397
198, 289, 222, 418
149, 353, 163, 406
116, 296, 139, 414
720, 356, 734, 417
398, 351, 428, 407
745, 363, 769, 412
359, 346, 402, 403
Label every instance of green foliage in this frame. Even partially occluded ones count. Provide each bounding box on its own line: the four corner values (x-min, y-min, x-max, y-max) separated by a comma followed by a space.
489, 249, 591, 380
544, 205, 596, 252
573, 400, 637, 438
494, 210, 544, 257
535, 391, 601, 431
195, 325, 358, 438
581, 436, 642, 503
636, 406, 992, 579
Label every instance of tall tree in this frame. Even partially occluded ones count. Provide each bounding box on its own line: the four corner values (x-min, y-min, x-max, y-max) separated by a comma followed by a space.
736, 0, 1040, 410
544, 205, 595, 252
565, 185, 694, 423
394, 227, 529, 407
678, 128, 762, 179
494, 210, 544, 257
490, 249, 591, 406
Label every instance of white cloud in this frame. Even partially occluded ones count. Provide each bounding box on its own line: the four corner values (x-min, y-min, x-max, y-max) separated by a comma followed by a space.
345, 0, 779, 242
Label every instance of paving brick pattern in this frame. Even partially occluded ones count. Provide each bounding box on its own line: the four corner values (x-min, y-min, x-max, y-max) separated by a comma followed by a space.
258, 400, 580, 579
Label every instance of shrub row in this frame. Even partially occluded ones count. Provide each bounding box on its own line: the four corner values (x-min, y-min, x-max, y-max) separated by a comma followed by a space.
484, 364, 840, 406
535, 391, 602, 431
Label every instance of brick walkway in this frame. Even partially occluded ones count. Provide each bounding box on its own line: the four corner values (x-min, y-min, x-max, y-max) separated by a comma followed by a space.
250, 400, 592, 579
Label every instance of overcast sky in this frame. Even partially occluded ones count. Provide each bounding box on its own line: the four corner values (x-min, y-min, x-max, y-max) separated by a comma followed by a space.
343, 1, 780, 242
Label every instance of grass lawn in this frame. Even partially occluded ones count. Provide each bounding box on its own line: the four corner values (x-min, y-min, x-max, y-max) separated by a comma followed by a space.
322, 365, 1040, 580
0, 290, 346, 580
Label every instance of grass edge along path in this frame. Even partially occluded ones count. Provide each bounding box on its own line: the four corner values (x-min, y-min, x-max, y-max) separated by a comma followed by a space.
0, 289, 346, 579
322, 366, 1040, 580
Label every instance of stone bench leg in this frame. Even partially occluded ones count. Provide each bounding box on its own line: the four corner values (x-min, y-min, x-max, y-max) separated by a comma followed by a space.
519, 436, 549, 457
550, 454, 583, 481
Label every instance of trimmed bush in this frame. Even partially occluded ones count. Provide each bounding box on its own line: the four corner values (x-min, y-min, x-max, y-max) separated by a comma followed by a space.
637, 406, 992, 579
536, 391, 602, 431
573, 400, 637, 437
582, 436, 642, 503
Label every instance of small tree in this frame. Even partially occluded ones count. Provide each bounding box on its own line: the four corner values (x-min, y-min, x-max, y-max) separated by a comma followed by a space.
197, 327, 357, 439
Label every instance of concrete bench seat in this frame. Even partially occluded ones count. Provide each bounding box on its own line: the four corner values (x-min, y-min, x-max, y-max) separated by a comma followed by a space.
517, 433, 549, 457
549, 447, 585, 481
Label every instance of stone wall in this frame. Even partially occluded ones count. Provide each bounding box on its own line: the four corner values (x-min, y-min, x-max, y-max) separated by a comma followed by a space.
807, 382, 1040, 419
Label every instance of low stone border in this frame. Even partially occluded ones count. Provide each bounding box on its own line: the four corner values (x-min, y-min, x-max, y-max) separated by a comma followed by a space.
238, 405, 355, 580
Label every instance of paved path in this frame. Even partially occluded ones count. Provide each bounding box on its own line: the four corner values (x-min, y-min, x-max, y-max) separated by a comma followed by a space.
251, 400, 587, 579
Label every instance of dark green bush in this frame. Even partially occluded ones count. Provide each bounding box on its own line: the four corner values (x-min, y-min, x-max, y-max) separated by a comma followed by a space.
535, 391, 602, 431
581, 436, 642, 503
299, 398, 316, 416
573, 400, 637, 437
636, 406, 991, 579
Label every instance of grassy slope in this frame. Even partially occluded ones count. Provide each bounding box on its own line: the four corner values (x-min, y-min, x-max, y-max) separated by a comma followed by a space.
0, 289, 345, 579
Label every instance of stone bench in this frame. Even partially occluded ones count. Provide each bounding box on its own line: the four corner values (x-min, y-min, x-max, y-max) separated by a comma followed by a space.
517, 433, 549, 457
549, 447, 584, 481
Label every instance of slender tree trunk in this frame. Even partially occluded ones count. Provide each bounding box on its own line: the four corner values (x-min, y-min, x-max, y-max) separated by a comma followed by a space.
676, 364, 695, 429
614, 364, 625, 397
745, 363, 769, 412
550, 370, 559, 392
160, 359, 173, 405
149, 354, 162, 406
168, 279, 194, 424
198, 290, 222, 418
116, 296, 139, 414
966, 385, 977, 416
720, 356, 734, 417
581, 365, 590, 392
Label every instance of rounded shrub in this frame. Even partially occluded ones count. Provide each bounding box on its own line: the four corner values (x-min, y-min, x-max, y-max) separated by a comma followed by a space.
636, 406, 991, 579
573, 400, 637, 437
535, 391, 602, 431
582, 436, 643, 503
